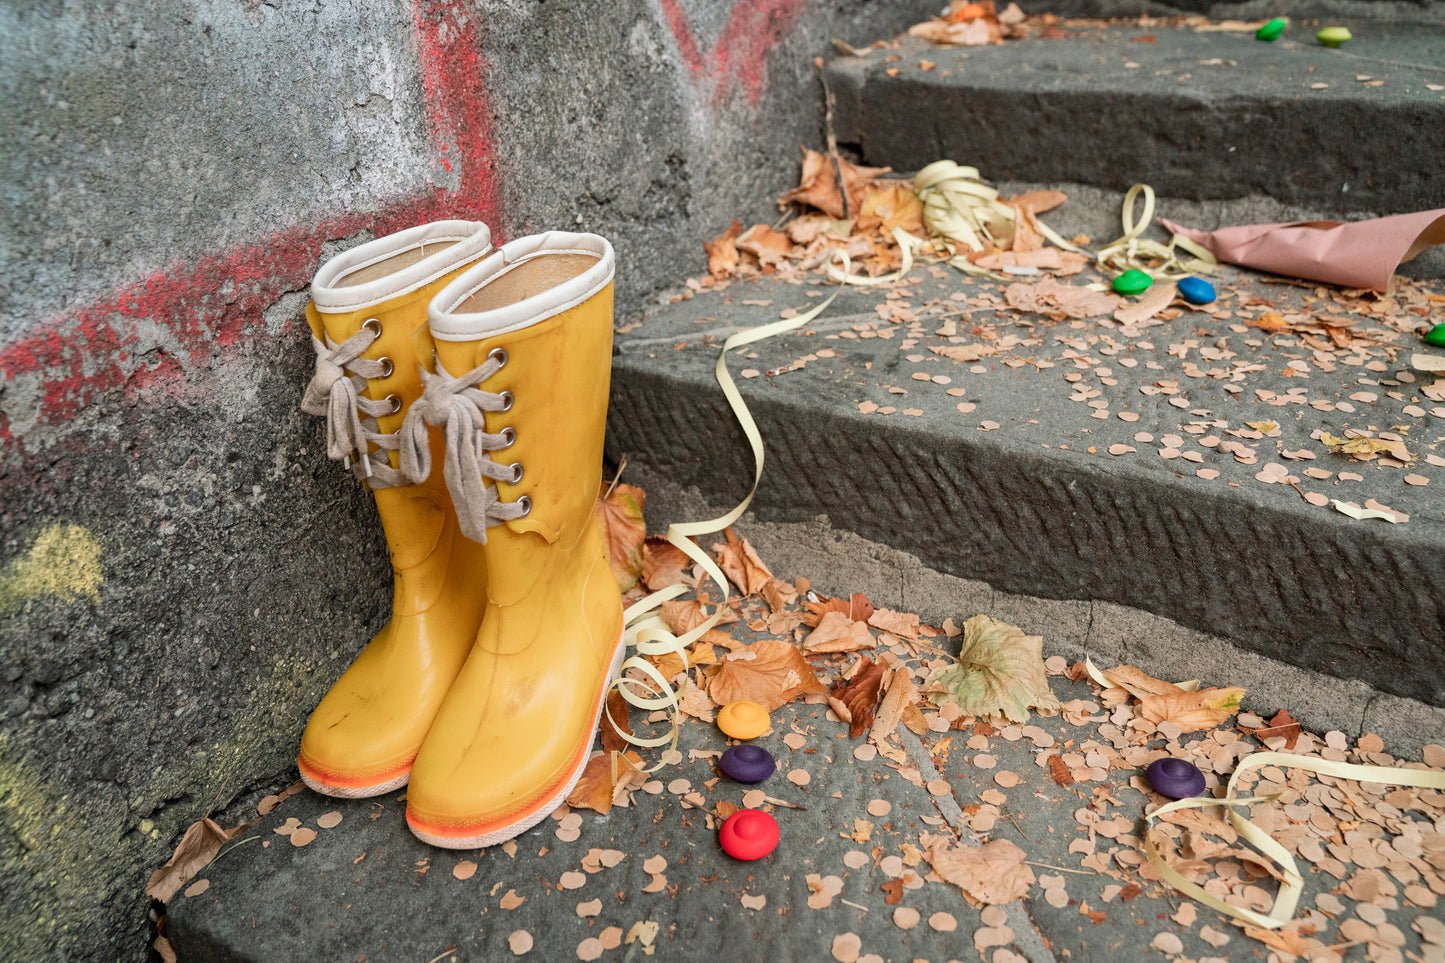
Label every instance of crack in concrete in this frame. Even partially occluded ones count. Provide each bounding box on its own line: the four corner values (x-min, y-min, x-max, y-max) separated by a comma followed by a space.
898, 730, 1058, 963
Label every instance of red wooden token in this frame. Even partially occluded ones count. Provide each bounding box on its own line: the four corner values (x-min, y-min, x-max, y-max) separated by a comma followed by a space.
719, 809, 779, 860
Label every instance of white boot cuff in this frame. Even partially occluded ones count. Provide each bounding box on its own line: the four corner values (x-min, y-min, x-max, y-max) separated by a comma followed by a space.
311, 220, 493, 314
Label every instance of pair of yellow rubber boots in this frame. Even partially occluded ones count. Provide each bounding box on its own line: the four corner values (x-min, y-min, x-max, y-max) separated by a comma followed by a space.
297, 221, 624, 847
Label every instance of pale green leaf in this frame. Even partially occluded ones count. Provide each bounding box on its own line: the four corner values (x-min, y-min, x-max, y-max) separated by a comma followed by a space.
923, 615, 1061, 723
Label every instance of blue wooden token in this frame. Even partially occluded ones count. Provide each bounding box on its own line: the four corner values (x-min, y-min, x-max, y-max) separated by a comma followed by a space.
1146, 757, 1206, 799
1177, 276, 1217, 305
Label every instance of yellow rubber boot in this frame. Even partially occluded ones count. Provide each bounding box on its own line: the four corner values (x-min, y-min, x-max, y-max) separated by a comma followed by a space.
401, 232, 625, 847
297, 220, 494, 798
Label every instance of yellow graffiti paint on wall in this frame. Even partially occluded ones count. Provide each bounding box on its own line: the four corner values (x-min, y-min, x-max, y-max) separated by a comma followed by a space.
0, 524, 103, 613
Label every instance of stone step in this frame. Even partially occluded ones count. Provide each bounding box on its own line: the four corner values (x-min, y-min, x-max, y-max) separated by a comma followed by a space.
824, 19, 1445, 215
605, 202, 1445, 717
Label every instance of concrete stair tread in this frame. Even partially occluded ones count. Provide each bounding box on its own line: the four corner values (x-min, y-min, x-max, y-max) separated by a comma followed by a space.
607, 251, 1445, 708
825, 20, 1445, 212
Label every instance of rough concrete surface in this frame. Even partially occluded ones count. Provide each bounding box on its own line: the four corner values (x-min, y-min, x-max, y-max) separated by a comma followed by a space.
164, 590, 1445, 962
606, 230, 1445, 710
0, 2, 938, 960
827, 22, 1445, 213
628, 471, 1445, 756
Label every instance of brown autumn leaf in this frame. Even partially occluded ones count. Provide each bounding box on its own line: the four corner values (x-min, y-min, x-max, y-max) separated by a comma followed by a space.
972, 248, 1089, 275
704, 220, 742, 278
1113, 282, 1178, 327
781, 147, 891, 220
736, 224, 795, 267
801, 610, 877, 655
1005, 190, 1068, 216
870, 667, 917, 743
880, 878, 905, 905
676, 676, 718, 723
1138, 686, 1246, 733
600, 690, 632, 754
642, 536, 692, 592
923, 834, 1035, 905
711, 528, 774, 598
1047, 754, 1075, 786
859, 183, 925, 238
595, 483, 645, 593
803, 592, 875, 627
660, 598, 737, 637
1248, 708, 1301, 749
567, 752, 618, 815
1246, 311, 1291, 332
146, 817, 246, 903
1005, 278, 1121, 320
866, 608, 919, 640
828, 657, 887, 738
708, 639, 827, 711
759, 577, 798, 614
1098, 663, 1183, 700
930, 342, 1001, 363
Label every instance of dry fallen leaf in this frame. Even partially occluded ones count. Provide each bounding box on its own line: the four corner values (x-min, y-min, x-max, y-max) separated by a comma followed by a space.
1247, 708, 1301, 748
866, 608, 919, 640
711, 528, 774, 598
870, 667, 917, 742
804, 592, 875, 626
801, 610, 877, 655
146, 817, 247, 904
567, 753, 619, 815
1006, 278, 1121, 320
704, 221, 742, 278
1138, 686, 1245, 733
782, 147, 892, 220
595, 483, 646, 592
642, 536, 692, 592
708, 639, 827, 711
829, 657, 887, 738
924, 834, 1036, 904
600, 690, 633, 753
924, 615, 1061, 723
736, 224, 795, 267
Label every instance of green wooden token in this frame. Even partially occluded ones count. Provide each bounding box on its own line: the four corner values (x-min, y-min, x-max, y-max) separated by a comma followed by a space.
1423, 324, 1445, 347
1111, 269, 1153, 296
1256, 17, 1287, 41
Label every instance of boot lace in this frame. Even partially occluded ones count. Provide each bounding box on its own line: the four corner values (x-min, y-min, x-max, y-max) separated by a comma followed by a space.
300, 320, 407, 488
397, 349, 531, 543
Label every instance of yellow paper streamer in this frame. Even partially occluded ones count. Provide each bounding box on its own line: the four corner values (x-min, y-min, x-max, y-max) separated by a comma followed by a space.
1096, 183, 1216, 280
1144, 749, 1445, 929
606, 255, 853, 769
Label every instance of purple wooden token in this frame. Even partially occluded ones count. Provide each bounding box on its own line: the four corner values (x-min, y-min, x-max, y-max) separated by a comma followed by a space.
720, 744, 775, 784
1146, 757, 1206, 799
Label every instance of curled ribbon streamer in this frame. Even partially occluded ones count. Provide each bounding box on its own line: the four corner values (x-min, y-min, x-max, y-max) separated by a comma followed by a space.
605, 258, 853, 771
1144, 750, 1445, 929
1096, 183, 1216, 280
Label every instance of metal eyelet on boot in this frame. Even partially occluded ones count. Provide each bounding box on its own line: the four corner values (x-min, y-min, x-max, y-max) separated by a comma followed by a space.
498, 427, 517, 449
377, 356, 395, 378
386, 394, 402, 414
498, 391, 514, 412
488, 347, 509, 368
516, 495, 532, 516
508, 463, 524, 484
362, 318, 382, 337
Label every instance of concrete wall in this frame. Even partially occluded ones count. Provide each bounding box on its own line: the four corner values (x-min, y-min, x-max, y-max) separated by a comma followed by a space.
0, 1, 933, 959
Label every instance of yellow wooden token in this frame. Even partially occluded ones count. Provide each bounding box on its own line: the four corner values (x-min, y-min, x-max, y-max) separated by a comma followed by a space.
717, 700, 770, 740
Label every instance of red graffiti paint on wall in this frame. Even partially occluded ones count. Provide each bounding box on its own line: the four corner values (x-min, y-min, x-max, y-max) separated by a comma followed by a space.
0, 0, 502, 442
656, 0, 807, 104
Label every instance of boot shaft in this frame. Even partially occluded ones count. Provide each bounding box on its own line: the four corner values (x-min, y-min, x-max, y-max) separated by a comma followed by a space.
418, 232, 616, 597
306, 220, 493, 460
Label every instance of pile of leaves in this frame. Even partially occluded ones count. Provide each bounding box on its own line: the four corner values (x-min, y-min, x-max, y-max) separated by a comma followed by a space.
581, 478, 1249, 815
703, 149, 1091, 285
